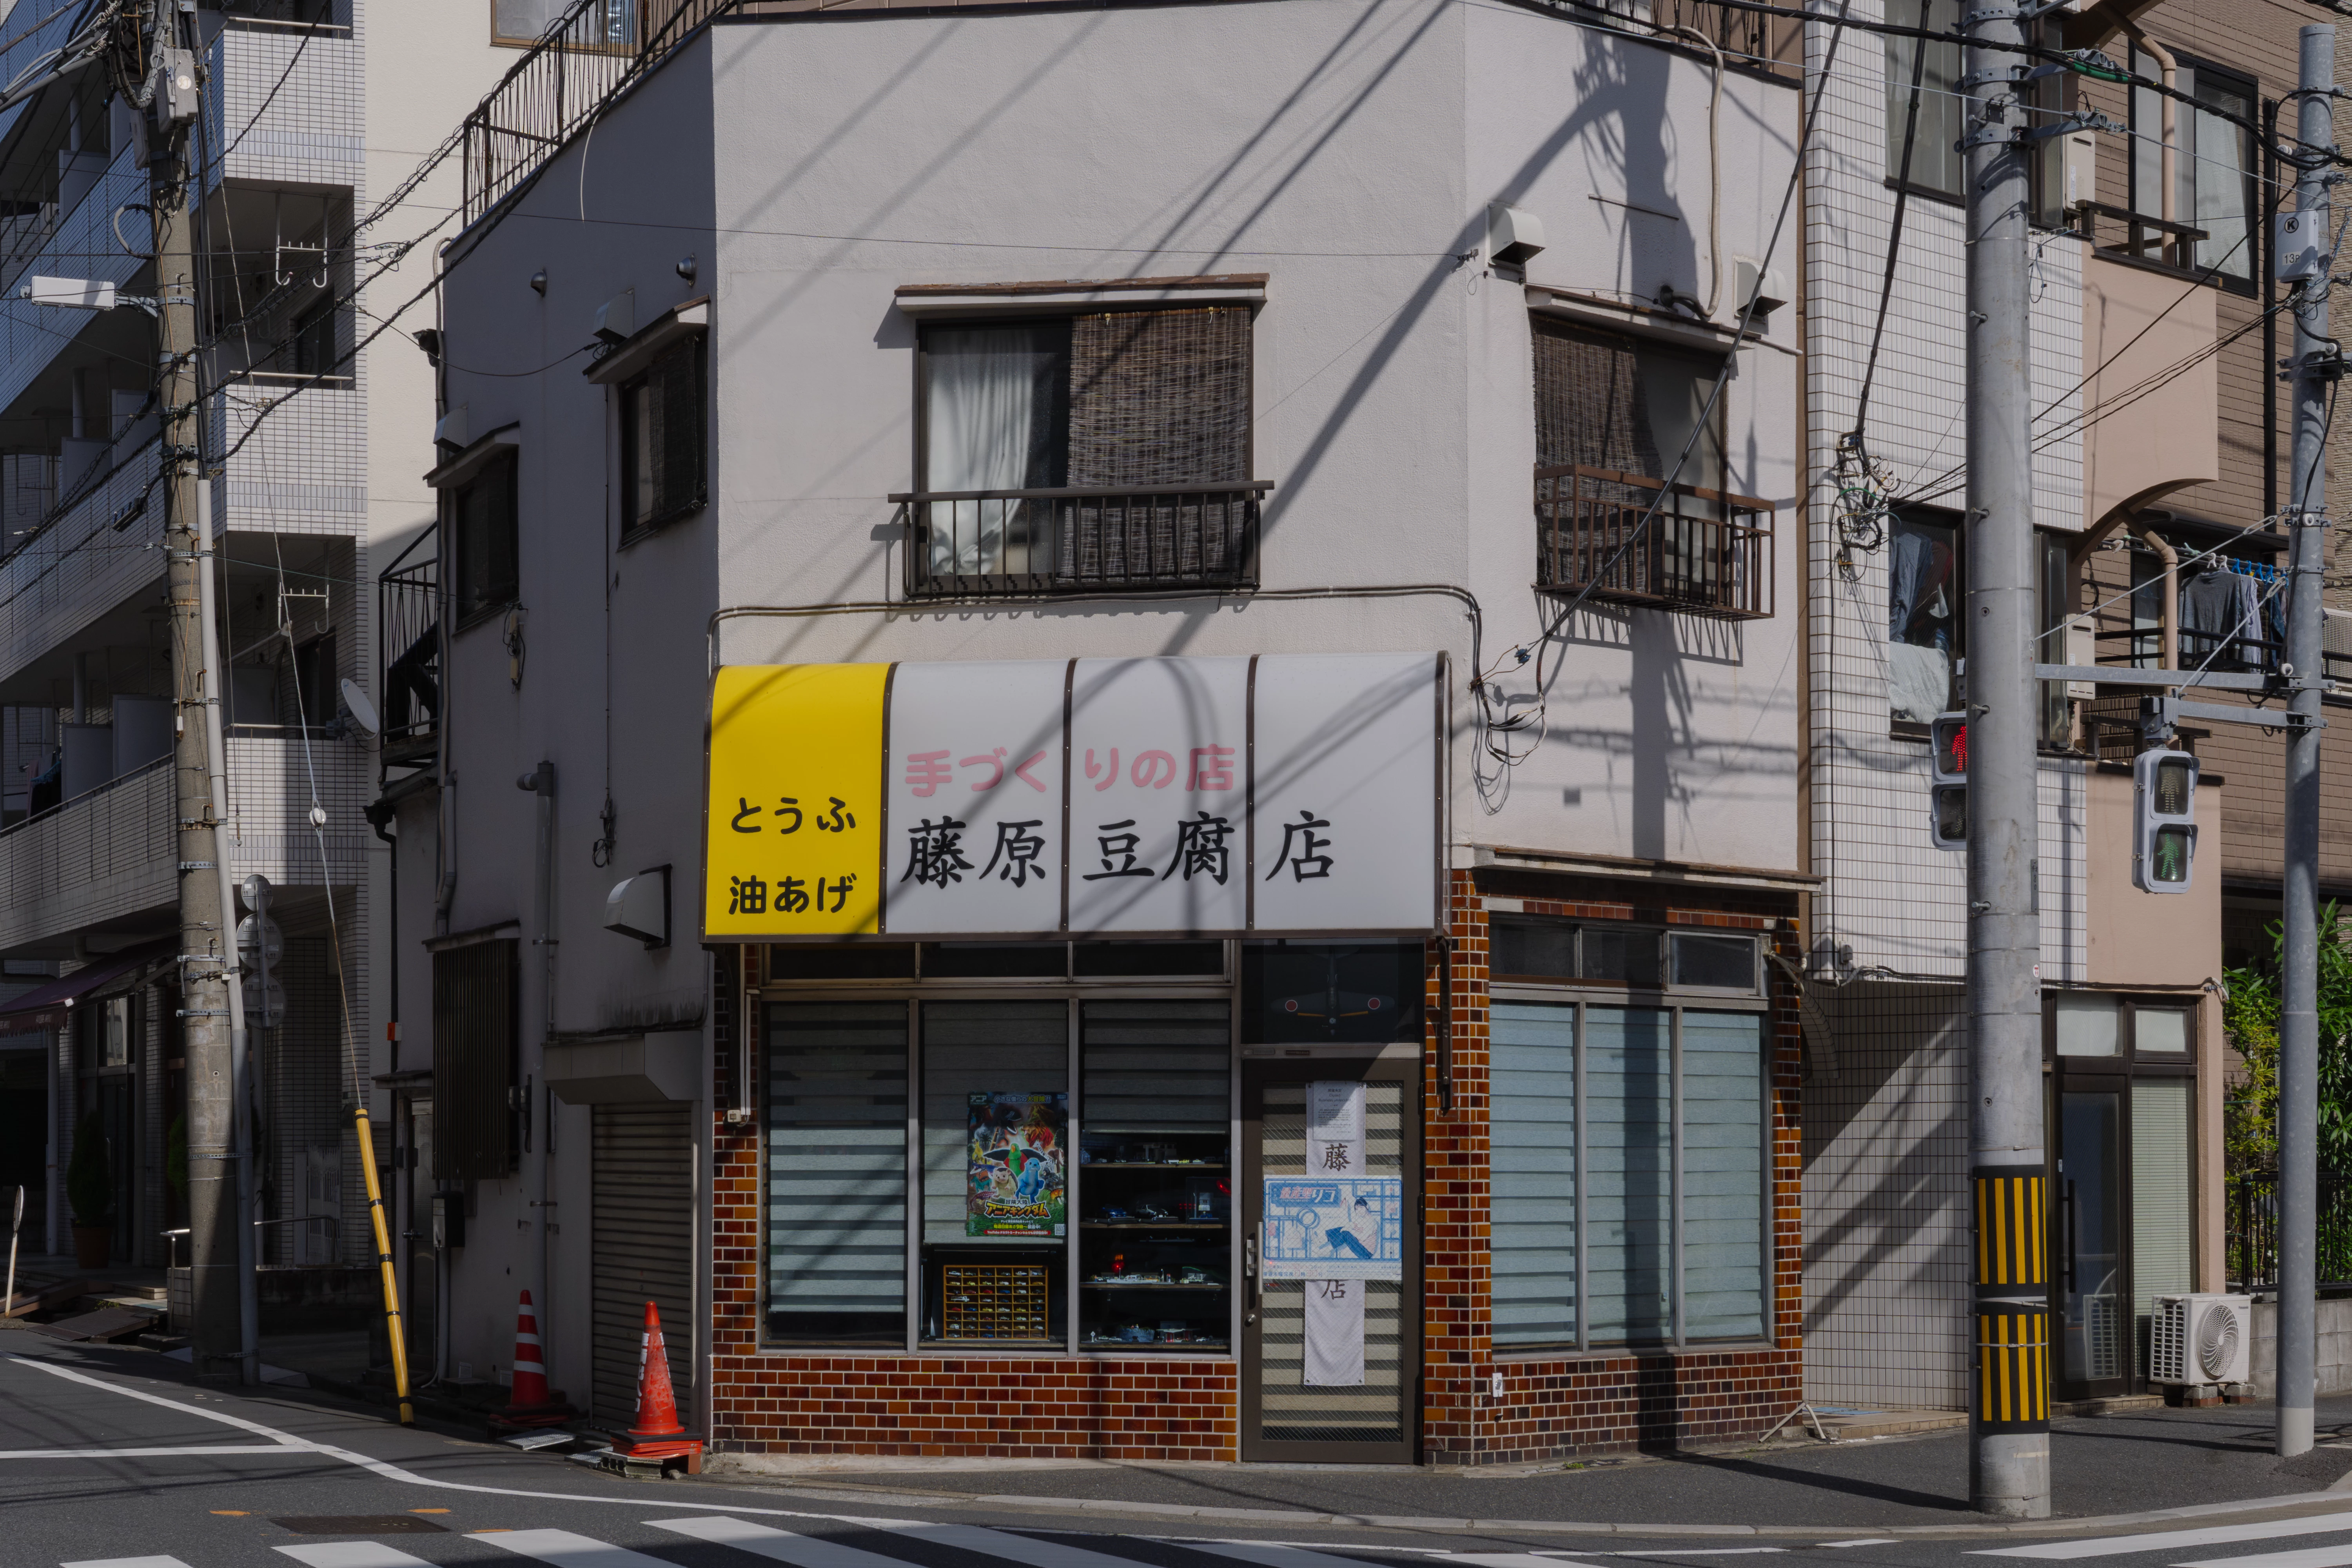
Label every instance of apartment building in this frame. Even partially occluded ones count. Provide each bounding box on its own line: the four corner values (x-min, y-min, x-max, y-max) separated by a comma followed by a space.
1800, 0, 2304, 1413
0, 0, 505, 1349
399, 0, 1813, 1463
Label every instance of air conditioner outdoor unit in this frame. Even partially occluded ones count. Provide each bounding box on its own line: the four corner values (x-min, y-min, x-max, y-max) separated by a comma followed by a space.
2151, 1293, 2252, 1386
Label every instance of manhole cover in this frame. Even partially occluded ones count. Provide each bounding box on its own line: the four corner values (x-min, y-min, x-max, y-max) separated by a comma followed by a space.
270, 1517, 450, 1535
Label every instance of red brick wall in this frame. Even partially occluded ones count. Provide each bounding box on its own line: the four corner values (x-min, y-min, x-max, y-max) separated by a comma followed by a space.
1421, 869, 1807, 1464
704, 874, 1806, 1465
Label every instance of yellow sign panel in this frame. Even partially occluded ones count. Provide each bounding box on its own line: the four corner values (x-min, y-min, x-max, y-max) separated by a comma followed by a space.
706, 664, 887, 937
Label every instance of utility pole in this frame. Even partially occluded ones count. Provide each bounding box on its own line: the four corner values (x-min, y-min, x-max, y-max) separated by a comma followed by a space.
1962, 0, 2051, 1519
2276, 20, 2335, 1464
142, 10, 240, 1383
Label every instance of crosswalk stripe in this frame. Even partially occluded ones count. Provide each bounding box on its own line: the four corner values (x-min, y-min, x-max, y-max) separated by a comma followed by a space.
2177, 1548, 2352, 1568
1442, 1555, 1611, 1568
275, 1547, 433, 1568
647, 1516, 929, 1568
1182, 1543, 1423, 1568
893, 1523, 1163, 1568
1976, 1513, 2352, 1560
464, 1528, 680, 1568
61, 1560, 196, 1568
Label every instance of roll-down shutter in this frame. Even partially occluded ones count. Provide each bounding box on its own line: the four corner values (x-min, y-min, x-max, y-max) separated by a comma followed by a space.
591, 1103, 695, 1426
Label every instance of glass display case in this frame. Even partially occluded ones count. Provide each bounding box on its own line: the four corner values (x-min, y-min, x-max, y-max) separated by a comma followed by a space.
1078, 1001, 1230, 1350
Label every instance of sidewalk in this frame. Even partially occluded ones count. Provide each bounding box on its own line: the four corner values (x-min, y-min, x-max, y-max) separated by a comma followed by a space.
709, 1398, 2352, 1531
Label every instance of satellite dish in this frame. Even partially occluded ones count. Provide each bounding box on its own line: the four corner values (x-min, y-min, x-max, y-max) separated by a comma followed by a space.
339, 677, 380, 736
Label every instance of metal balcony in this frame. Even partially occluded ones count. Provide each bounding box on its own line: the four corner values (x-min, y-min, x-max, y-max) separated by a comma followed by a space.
377, 526, 439, 766
894, 482, 1267, 599
1534, 464, 1774, 621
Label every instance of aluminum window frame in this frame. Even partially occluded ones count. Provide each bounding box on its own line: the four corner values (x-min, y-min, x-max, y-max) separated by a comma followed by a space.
1488, 983, 1774, 1357
755, 977, 1240, 1359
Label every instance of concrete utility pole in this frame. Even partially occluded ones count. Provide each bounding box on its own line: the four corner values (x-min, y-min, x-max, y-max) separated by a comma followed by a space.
144, 13, 242, 1383
1961, 0, 2051, 1519
2276, 20, 2335, 1464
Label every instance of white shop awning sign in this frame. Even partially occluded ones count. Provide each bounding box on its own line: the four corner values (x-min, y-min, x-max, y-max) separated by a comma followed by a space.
706, 651, 1444, 941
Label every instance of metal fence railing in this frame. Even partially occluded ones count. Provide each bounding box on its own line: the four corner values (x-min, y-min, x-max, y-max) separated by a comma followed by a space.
376, 525, 439, 763
1534, 463, 1774, 621
893, 483, 1267, 599
2227, 1168, 2352, 1290
462, 0, 738, 227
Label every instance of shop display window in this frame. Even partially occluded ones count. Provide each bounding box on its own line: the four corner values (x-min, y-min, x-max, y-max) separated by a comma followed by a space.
1077, 1000, 1231, 1350
1241, 941, 1423, 1044
921, 1000, 1068, 1346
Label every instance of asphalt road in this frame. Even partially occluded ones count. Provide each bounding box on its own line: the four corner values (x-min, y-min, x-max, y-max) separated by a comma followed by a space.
13, 1332, 2352, 1568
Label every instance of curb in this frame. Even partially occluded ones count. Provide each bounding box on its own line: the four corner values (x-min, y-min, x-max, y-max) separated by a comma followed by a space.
694, 1475, 2352, 1541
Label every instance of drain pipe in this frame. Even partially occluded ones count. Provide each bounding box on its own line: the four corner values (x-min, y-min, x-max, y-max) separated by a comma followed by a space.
517, 762, 554, 1370
2131, 516, 2180, 670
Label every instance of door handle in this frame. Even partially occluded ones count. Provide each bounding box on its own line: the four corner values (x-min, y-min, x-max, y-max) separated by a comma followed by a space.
2062, 1180, 2078, 1291
1247, 1225, 1261, 1307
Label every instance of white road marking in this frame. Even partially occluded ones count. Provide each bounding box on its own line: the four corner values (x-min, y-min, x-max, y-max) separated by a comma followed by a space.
893, 1523, 1162, 1568
275, 1547, 434, 1568
4, 1355, 904, 1521
2176, 1550, 2352, 1568
1443, 1556, 1612, 1568
1976, 1514, 2352, 1560
465, 1528, 679, 1568
0, 1445, 311, 1459
1817, 1546, 1899, 1552
1187, 1544, 1500, 1568
62, 1559, 197, 1568
647, 1516, 924, 1568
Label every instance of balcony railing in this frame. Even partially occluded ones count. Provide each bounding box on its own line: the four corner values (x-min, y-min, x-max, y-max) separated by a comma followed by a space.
1534, 464, 1773, 621
377, 526, 439, 764
2074, 201, 2211, 278
893, 483, 1268, 599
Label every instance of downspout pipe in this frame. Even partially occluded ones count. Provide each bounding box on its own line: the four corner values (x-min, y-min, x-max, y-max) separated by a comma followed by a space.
2130, 516, 2180, 670
517, 762, 554, 1370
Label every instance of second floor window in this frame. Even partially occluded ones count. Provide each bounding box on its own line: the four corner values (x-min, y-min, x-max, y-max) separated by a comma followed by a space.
1533, 322, 1724, 491
452, 451, 518, 626
2132, 50, 2257, 286
1889, 508, 1961, 724
622, 338, 706, 534
915, 307, 1250, 584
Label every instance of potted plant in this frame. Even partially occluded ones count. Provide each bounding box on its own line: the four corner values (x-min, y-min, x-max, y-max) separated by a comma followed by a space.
67, 1111, 112, 1268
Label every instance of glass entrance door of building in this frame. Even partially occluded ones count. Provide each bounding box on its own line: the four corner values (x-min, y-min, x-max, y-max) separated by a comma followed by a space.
2056, 1085, 2128, 1399
1240, 1060, 1417, 1463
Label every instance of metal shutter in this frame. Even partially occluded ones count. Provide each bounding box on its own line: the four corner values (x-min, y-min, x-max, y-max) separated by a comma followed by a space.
591, 1103, 695, 1427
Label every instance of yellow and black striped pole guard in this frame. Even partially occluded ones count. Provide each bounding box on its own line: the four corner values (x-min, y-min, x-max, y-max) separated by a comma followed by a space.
1974, 1163, 2049, 1432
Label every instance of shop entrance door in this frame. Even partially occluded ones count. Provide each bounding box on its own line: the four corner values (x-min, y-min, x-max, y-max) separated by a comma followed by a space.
1240, 1059, 1418, 1463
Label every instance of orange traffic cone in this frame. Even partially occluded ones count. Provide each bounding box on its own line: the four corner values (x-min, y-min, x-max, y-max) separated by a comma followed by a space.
613, 1299, 701, 1471
487, 1289, 576, 1435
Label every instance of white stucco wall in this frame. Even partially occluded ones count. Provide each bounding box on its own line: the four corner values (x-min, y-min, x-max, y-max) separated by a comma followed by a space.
430, 0, 1802, 1381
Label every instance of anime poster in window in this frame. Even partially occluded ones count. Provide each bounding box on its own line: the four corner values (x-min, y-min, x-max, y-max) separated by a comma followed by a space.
967, 1091, 1068, 1236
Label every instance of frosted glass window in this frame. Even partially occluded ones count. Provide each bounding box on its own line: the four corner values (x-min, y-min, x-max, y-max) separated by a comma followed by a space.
2137, 1007, 2192, 1055
1681, 1011, 1765, 1339
2055, 993, 2121, 1056
1586, 1007, 1673, 1342
2131, 1080, 2194, 1322
1492, 1003, 1577, 1347
765, 1002, 907, 1343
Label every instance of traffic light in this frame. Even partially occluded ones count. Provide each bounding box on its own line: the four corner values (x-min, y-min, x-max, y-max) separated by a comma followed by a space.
2133, 747, 2198, 893
1929, 712, 1967, 849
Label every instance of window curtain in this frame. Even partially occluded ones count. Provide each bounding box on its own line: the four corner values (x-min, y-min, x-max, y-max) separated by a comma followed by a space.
2186, 83, 2252, 280
765, 1002, 907, 1341
1883, 0, 1962, 196
923, 324, 1069, 575
1491, 1003, 1578, 1347
1534, 325, 1724, 491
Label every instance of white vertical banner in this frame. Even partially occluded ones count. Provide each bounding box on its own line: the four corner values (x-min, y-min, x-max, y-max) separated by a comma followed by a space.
1303, 1278, 1366, 1386
882, 660, 1067, 935
1305, 1079, 1365, 1176
1066, 656, 1251, 934
1252, 653, 1441, 931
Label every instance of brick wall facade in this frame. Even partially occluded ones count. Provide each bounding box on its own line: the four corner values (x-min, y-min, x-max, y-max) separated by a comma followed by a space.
702, 867, 1806, 1465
